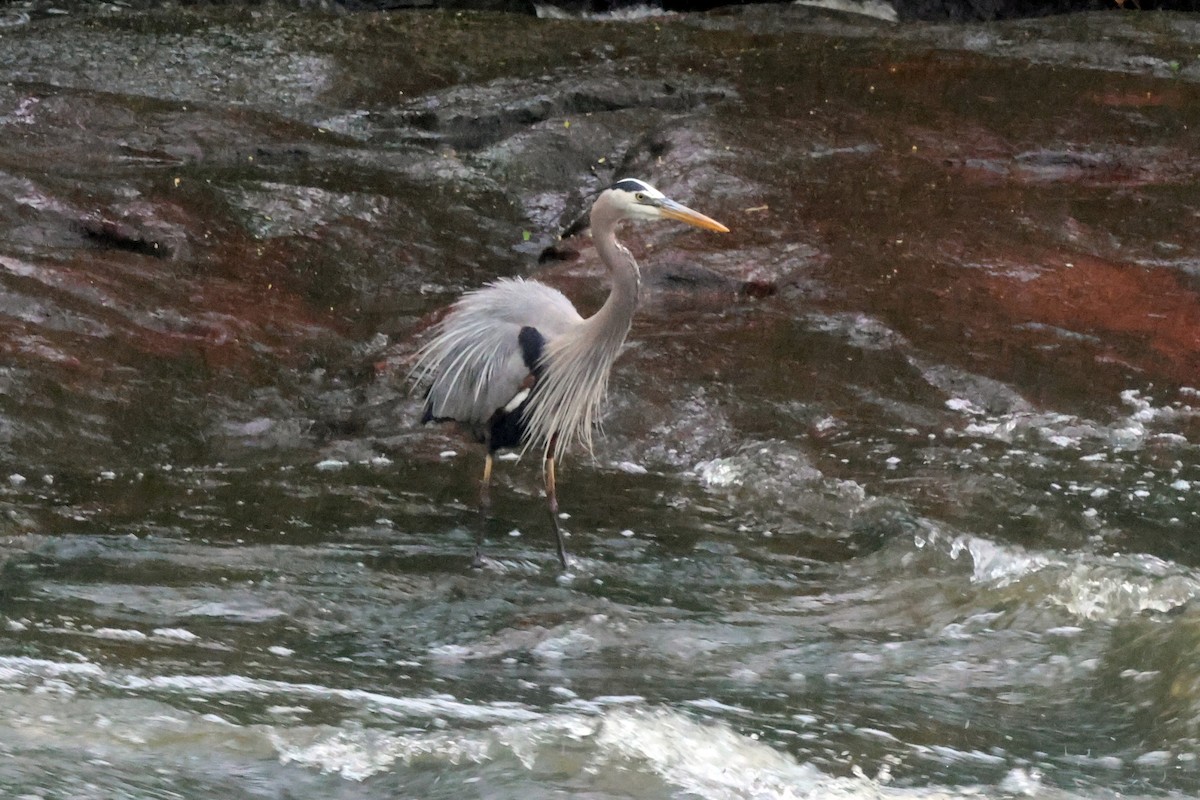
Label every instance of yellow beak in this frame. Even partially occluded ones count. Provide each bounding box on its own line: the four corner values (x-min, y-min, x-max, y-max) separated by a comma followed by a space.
658, 198, 730, 233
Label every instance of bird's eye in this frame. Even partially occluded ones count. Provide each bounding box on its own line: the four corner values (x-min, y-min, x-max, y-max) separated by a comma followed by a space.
634, 192, 646, 202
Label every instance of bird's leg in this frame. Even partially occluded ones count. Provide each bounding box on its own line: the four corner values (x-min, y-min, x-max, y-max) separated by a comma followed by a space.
480, 451, 494, 510
544, 437, 569, 570
472, 451, 494, 568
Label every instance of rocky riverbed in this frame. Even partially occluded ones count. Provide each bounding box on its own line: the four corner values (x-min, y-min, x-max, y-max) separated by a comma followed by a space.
1, 3, 1199, 798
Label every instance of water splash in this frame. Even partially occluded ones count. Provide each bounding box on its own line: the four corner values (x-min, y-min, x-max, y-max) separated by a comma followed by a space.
915, 525, 1200, 622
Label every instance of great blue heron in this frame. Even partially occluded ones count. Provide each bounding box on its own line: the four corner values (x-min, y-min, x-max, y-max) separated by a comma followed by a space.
410, 178, 728, 568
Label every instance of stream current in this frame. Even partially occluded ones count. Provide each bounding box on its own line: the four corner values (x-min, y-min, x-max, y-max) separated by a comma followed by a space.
1, 3, 1200, 798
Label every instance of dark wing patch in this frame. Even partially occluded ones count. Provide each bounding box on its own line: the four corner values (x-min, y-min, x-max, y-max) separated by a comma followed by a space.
421, 326, 547, 448
487, 326, 546, 452
517, 325, 547, 374
488, 373, 537, 452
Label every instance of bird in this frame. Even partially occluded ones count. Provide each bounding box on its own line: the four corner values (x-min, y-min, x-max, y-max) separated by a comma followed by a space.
409, 178, 729, 569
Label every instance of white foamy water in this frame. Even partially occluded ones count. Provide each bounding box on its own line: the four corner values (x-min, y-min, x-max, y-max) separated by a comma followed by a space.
0, 655, 105, 685
0, 647, 1177, 800
913, 524, 1200, 622
268, 705, 1060, 798
794, 0, 899, 22
692, 440, 873, 535
533, 3, 676, 21
944, 386, 1199, 455
118, 673, 543, 725
2, 669, 1164, 800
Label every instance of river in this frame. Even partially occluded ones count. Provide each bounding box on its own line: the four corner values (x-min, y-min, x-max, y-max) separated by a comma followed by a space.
1, 2, 1199, 798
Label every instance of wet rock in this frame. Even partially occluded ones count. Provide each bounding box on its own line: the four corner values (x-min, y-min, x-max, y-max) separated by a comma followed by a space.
81, 219, 173, 260
0, 3, 1197, 484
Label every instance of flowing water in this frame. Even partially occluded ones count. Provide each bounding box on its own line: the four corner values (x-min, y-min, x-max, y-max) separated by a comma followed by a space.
1, 3, 1200, 798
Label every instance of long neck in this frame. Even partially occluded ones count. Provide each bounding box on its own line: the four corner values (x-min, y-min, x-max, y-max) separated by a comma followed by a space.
518, 202, 642, 460
586, 205, 640, 346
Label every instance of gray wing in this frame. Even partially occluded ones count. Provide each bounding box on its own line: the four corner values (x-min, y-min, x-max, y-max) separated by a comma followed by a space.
409, 277, 583, 438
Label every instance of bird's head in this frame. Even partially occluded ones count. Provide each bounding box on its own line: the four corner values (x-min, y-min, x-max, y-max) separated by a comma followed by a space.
601, 178, 729, 233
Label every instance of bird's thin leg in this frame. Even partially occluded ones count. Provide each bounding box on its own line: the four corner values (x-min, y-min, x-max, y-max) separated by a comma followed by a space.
472, 451, 494, 568
544, 437, 569, 569
480, 451, 494, 510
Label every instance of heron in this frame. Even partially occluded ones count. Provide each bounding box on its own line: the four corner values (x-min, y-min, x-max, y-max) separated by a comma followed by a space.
409, 178, 729, 569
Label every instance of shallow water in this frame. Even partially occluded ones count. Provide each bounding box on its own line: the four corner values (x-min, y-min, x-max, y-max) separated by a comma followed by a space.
1, 3, 1200, 798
